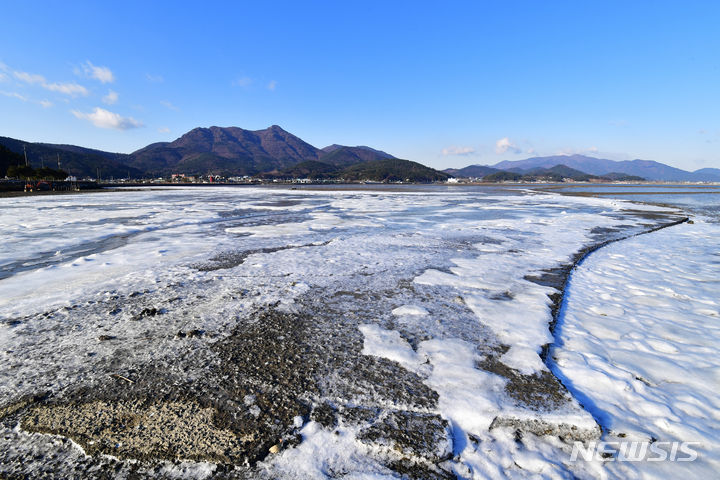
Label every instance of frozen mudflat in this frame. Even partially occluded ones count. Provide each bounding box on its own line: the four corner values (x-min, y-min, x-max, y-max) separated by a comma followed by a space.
552, 216, 720, 478
0, 185, 714, 479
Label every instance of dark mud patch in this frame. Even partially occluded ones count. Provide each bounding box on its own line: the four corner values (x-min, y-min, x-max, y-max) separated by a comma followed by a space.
134, 307, 163, 319
17, 309, 323, 465
252, 200, 303, 208
0, 393, 50, 423
619, 208, 686, 221
489, 416, 600, 442
478, 348, 571, 411
13, 299, 450, 473
589, 226, 621, 236
384, 459, 456, 480
358, 410, 451, 461
194, 240, 330, 271
217, 208, 270, 218
489, 290, 514, 301
22, 399, 248, 463
358, 410, 454, 479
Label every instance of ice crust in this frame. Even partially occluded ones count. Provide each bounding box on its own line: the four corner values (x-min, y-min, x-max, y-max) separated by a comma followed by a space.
552, 217, 720, 478
0, 186, 701, 479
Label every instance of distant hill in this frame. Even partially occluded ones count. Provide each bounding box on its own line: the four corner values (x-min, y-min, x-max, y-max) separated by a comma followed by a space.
524, 164, 600, 181
321, 144, 394, 159
488, 154, 719, 182
265, 158, 447, 183
692, 168, 720, 181
443, 165, 499, 178
0, 144, 24, 177
262, 160, 341, 180
127, 125, 321, 176
39, 143, 130, 163
602, 172, 646, 181
0, 136, 141, 179
482, 165, 590, 183
126, 126, 400, 177
340, 158, 449, 182
319, 145, 395, 168
483, 171, 523, 182
472, 164, 645, 183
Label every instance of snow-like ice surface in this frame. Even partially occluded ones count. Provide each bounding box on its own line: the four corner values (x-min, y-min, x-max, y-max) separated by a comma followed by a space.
0, 185, 706, 478
553, 217, 720, 479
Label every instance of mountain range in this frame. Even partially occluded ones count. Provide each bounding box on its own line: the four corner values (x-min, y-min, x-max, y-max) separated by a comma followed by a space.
0, 136, 141, 179
447, 154, 720, 182
2, 128, 719, 182
0, 125, 447, 182
478, 164, 644, 183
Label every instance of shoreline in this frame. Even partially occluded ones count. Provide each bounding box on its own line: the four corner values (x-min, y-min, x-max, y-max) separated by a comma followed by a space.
0, 187, 154, 198
545, 216, 720, 477
2, 180, 719, 199
539, 214, 690, 432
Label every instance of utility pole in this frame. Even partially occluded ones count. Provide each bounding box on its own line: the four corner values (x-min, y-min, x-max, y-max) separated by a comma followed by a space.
57, 153, 61, 170
23, 145, 29, 167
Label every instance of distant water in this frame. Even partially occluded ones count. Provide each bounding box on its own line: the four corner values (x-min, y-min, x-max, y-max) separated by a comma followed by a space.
549, 184, 720, 221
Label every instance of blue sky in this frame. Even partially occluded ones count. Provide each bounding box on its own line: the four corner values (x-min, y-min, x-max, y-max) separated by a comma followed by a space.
1, 1, 718, 170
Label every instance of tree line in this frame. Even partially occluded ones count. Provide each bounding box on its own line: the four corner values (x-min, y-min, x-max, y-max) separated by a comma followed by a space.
1, 145, 68, 180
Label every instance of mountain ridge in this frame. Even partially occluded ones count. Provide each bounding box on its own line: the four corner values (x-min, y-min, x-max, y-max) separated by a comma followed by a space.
0, 126, 431, 181
3, 132, 719, 182
448, 154, 720, 182
0, 136, 143, 179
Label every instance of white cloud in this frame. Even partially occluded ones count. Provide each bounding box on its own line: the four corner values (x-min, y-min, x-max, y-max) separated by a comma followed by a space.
442, 146, 476, 156
2, 90, 53, 108
267, 80, 277, 91
14, 70, 46, 84
12, 67, 88, 97
43, 82, 89, 97
0, 90, 28, 101
160, 100, 179, 111
232, 76, 252, 87
157, 127, 170, 133
0, 72, 7, 82
72, 107, 143, 130
145, 73, 164, 83
495, 137, 522, 154
8, 65, 89, 98
82, 61, 114, 83
102, 89, 119, 105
